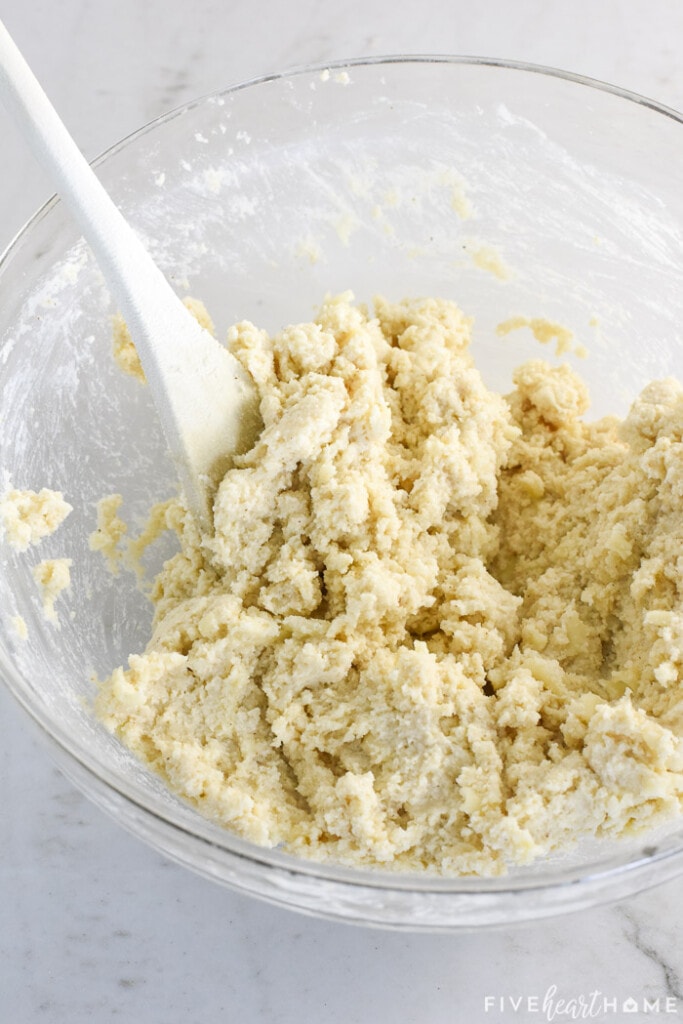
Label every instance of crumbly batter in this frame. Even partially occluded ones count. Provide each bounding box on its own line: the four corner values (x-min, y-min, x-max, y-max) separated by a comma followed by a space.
96, 294, 683, 875
33, 557, 72, 624
89, 494, 128, 575
496, 315, 586, 358
0, 487, 72, 552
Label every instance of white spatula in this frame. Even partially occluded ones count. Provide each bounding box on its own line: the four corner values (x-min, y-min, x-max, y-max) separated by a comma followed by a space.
0, 19, 260, 531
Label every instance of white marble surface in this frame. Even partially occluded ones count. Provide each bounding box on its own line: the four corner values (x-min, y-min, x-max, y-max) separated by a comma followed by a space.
2, 1, 683, 1020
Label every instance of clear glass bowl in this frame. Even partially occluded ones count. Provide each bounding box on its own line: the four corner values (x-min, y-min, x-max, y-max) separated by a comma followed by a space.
2, 57, 683, 930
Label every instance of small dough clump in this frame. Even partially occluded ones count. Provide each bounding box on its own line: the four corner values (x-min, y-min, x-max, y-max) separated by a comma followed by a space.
96, 295, 683, 875
33, 558, 72, 624
0, 487, 72, 552
89, 494, 128, 575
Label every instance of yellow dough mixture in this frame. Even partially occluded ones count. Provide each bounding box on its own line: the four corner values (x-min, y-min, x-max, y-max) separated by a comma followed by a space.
0, 487, 72, 552
32, 557, 72, 624
95, 294, 683, 875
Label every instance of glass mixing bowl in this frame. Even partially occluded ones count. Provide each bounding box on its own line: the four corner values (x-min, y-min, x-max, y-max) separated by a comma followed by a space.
2, 57, 683, 930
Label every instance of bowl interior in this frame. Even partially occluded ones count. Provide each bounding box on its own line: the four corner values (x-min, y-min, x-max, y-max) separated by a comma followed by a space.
2, 58, 683, 911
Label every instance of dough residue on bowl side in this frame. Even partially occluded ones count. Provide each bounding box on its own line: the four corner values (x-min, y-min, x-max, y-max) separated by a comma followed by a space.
33, 557, 72, 625
0, 487, 72, 552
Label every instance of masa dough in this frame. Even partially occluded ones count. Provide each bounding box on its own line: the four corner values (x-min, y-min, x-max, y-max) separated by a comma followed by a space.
33, 557, 72, 624
96, 294, 683, 875
0, 487, 72, 552
89, 494, 128, 575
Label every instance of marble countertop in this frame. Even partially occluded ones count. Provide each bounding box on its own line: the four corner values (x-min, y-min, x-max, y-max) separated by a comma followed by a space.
2, 1, 683, 1020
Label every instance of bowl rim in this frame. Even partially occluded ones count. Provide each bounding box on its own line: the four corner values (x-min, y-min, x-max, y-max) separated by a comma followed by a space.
2, 52, 683, 906
3, 52, 683, 271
